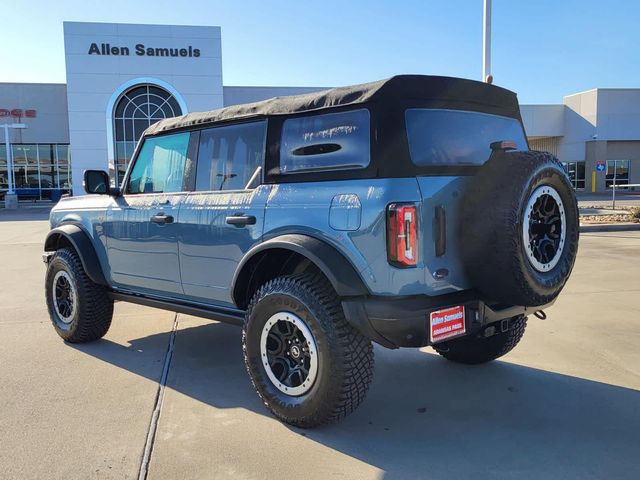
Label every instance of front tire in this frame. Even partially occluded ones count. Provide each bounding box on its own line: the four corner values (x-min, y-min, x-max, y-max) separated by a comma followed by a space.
45, 248, 113, 343
433, 316, 527, 365
243, 273, 374, 428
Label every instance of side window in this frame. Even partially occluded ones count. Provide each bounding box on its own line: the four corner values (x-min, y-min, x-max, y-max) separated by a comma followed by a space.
195, 121, 266, 191
127, 132, 191, 194
280, 109, 370, 174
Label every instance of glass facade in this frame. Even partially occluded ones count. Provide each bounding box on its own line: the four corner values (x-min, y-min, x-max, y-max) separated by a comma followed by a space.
606, 160, 629, 188
562, 161, 586, 190
0, 146, 5, 191
113, 84, 182, 186
0, 144, 70, 200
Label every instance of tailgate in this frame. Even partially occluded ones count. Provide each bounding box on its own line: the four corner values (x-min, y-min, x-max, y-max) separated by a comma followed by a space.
415, 175, 473, 295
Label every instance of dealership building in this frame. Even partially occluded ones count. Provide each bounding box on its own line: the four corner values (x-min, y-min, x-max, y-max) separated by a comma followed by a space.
1, 21, 639, 201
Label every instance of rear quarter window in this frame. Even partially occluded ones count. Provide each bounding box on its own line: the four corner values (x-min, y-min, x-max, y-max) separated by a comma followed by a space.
280, 109, 370, 173
405, 109, 528, 166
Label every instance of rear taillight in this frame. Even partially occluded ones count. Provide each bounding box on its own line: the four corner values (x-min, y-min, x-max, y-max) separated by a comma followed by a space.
387, 203, 418, 268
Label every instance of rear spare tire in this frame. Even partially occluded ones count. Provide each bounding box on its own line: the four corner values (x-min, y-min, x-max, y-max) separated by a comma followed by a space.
461, 151, 579, 307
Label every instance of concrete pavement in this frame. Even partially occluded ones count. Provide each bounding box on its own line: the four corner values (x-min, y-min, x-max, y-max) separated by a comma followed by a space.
577, 192, 640, 208
0, 217, 176, 479
0, 215, 639, 479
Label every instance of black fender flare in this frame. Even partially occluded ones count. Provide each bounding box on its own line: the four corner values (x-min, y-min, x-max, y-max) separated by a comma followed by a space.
231, 234, 369, 306
44, 224, 108, 286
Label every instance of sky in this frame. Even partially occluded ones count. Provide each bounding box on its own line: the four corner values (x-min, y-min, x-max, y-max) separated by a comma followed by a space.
1, 0, 639, 104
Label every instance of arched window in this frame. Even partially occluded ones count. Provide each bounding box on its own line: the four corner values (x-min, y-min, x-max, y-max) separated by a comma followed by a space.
113, 84, 182, 185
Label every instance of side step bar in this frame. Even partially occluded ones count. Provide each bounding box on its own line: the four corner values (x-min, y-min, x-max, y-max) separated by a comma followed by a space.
108, 292, 245, 326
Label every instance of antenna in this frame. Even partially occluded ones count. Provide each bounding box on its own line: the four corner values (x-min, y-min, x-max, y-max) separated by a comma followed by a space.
483, 0, 493, 83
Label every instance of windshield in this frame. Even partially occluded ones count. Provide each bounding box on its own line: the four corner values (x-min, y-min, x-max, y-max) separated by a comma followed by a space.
405, 108, 528, 166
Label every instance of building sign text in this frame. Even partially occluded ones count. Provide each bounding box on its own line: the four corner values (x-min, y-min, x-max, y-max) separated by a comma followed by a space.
0, 109, 37, 118
88, 43, 201, 58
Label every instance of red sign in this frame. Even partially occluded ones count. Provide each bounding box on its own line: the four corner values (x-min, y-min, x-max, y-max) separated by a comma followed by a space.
430, 306, 466, 343
0, 109, 36, 118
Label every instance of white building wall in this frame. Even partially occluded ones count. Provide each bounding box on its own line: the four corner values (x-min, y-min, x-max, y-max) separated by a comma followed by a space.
0, 83, 69, 144
523, 89, 640, 169
520, 104, 564, 138
560, 89, 598, 162
223, 86, 327, 106
64, 22, 223, 195
596, 89, 640, 140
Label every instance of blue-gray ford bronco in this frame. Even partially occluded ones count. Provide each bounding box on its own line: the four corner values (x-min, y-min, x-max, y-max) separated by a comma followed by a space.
43, 75, 579, 427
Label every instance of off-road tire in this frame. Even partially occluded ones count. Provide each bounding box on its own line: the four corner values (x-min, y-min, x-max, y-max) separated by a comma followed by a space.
45, 247, 113, 343
433, 315, 527, 365
242, 273, 374, 428
461, 150, 579, 306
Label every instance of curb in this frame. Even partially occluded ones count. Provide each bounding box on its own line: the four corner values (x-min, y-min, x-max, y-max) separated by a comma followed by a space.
580, 223, 640, 233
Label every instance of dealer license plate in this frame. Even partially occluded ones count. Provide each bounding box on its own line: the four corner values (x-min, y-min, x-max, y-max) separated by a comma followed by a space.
429, 305, 466, 343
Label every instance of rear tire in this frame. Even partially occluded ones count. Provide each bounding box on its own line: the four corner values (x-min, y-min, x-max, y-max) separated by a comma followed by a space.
45, 248, 113, 343
242, 273, 374, 428
433, 316, 527, 365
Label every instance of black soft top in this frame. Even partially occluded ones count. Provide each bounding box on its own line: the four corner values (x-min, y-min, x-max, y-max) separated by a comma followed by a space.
144, 75, 520, 136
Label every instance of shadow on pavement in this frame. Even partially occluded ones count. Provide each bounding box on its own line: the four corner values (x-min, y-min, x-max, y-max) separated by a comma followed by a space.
0, 208, 52, 222
72, 321, 640, 479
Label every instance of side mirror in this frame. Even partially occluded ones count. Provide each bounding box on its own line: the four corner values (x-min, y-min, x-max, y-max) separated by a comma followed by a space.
83, 170, 111, 195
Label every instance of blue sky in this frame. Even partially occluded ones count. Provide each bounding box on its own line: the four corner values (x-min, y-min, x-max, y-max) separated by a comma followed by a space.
1, 0, 638, 104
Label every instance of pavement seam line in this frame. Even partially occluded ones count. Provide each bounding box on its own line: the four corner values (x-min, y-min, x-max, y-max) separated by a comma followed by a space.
138, 313, 178, 480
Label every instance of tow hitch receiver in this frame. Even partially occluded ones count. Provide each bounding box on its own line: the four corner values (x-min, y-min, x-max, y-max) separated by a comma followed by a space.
481, 318, 512, 338
501, 318, 510, 333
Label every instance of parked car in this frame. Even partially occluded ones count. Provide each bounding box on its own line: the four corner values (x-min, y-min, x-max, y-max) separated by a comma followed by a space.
43, 75, 579, 427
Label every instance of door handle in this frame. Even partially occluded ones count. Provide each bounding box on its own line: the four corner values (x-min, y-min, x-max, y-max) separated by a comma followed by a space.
150, 213, 174, 224
226, 214, 256, 226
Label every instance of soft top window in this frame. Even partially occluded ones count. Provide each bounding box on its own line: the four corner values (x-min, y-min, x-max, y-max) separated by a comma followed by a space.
280, 109, 370, 174
405, 109, 527, 166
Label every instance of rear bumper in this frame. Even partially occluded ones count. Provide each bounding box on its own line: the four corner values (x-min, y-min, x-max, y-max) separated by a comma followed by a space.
342, 290, 553, 349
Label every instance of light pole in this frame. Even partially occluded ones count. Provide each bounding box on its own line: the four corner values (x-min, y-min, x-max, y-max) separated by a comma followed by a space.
483, 0, 492, 83
612, 159, 618, 210
2, 123, 27, 209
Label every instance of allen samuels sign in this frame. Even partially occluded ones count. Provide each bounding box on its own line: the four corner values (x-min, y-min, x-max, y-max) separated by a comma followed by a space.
88, 42, 201, 58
